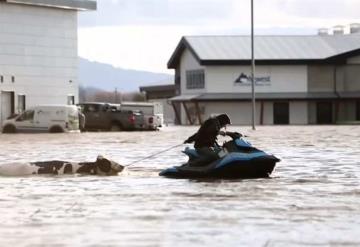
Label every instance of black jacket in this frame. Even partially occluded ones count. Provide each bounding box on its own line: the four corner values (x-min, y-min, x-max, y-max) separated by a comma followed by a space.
185, 117, 221, 149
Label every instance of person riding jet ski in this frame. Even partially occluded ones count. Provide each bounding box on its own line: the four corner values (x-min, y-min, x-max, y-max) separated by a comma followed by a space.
183, 114, 236, 167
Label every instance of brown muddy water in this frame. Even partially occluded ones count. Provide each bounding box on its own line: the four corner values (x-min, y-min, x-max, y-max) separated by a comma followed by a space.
0, 126, 359, 247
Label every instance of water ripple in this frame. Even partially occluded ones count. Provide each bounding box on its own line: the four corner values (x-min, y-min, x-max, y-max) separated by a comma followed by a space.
0, 126, 359, 246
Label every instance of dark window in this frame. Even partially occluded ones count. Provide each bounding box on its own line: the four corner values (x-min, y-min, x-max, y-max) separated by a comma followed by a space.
273, 102, 289, 124
11, 76, 15, 83
17, 110, 34, 122
356, 101, 360, 121
84, 104, 100, 113
316, 102, 333, 124
18, 95, 26, 113
67, 95, 75, 105
0, 75, 3, 83
186, 70, 205, 89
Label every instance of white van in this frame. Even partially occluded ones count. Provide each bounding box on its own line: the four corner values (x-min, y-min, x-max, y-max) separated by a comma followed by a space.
1, 105, 80, 133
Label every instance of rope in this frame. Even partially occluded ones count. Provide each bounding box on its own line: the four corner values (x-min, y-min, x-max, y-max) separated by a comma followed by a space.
124, 143, 184, 167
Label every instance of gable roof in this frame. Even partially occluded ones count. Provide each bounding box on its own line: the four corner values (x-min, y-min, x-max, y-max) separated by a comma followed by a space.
167, 33, 360, 68
3, 0, 96, 10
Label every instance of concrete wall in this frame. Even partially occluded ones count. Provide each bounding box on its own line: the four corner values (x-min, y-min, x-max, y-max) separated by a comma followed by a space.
0, 3, 78, 123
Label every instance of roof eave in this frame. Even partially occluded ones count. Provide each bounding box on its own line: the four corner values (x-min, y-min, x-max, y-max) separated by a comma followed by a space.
200, 59, 333, 66
5, 0, 97, 11
325, 48, 360, 63
167, 37, 202, 69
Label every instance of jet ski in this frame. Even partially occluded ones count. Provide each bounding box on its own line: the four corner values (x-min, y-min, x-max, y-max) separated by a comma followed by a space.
159, 133, 280, 179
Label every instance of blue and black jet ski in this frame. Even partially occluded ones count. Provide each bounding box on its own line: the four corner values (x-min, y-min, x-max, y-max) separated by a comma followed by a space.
159, 133, 280, 179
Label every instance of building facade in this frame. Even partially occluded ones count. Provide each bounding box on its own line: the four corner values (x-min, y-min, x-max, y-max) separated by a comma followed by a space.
0, 0, 96, 124
139, 84, 176, 124
168, 28, 360, 125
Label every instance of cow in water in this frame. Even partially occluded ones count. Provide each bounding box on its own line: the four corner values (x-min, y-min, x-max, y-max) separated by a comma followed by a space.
0, 155, 124, 176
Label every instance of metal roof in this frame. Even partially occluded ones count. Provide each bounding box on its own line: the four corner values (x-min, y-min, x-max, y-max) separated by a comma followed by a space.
168, 33, 360, 68
195, 92, 339, 101
170, 92, 360, 102
4, 0, 96, 10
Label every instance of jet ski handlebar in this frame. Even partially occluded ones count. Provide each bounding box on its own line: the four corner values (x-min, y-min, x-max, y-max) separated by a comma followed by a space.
219, 131, 243, 140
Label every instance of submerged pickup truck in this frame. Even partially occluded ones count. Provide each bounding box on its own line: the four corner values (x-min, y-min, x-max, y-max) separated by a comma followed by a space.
77, 102, 144, 131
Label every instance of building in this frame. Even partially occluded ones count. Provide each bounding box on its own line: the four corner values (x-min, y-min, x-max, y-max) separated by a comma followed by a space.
139, 84, 176, 124
167, 25, 360, 125
0, 0, 96, 124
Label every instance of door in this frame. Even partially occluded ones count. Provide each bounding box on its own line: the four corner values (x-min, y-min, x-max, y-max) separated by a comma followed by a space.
1, 91, 15, 125
14, 110, 37, 132
273, 102, 289, 125
316, 102, 333, 124
83, 104, 106, 129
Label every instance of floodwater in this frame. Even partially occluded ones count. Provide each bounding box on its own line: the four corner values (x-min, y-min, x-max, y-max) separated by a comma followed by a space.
0, 126, 359, 247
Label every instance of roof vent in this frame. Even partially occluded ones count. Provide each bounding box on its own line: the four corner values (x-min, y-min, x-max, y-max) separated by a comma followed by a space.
350, 23, 360, 34
333, 25, 345, 35
318, 28, 329, 36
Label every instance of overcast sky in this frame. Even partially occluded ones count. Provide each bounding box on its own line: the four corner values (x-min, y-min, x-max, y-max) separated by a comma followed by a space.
78, 0, 360, 74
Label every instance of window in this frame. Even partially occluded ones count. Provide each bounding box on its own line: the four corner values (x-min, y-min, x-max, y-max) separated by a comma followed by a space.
186, 70, 205, 89
11, 76, 15, 83
18, 95, 26, 113
67, 95, 75, 105
356, 101, 360, 121
84, 104, 100, 113
0, 75, 3, 83
16, 110, 34, 122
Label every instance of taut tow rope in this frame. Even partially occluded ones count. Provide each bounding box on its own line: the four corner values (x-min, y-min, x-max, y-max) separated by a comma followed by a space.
124, 143, 183, 167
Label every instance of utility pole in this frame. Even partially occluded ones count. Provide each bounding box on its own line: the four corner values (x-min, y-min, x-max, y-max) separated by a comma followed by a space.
251, 0, 256, 130
114, 87, 118, 103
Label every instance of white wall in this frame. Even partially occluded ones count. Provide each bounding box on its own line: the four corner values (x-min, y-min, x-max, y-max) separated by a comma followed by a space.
0, 3, 78, 121
180, 49, 206, 95
206, 65, 308, 93
180, 49, 308, 95
262, 102, 273, 125
202, 102, 262, 125
290, 101, 308, 124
